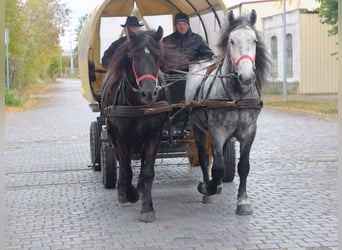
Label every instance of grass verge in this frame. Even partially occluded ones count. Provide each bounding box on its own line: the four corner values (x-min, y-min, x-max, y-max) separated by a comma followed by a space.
264, 100, 338, 117
5, 82, 52, 112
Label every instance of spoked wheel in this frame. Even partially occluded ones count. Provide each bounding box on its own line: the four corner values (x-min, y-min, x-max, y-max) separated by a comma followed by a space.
222, 140, 236, 182
90, 121, 101, 171
100, 141, 117, 189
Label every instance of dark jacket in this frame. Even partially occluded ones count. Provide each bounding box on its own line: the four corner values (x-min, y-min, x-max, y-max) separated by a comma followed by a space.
163, 29, 214, 72
101, 36, 127, 68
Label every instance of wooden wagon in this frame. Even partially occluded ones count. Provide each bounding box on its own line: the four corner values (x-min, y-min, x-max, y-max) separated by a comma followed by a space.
78, 0, 236, 188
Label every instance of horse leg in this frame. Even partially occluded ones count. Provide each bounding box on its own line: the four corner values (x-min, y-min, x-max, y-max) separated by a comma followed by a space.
192, 124, 210, 195
236, 137, 255, 216
206, 134, 225, 196
116, 144, 139, 204
138, 135, 160, 222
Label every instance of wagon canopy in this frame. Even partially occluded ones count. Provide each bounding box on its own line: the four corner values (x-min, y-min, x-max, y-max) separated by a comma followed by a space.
78, 0, 228, 104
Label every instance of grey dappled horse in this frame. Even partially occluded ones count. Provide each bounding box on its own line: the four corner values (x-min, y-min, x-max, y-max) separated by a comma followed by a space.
185, 10, 270, 215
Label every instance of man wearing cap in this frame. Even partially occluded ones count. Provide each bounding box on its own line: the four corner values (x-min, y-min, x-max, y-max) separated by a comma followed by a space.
163, 12, 214, 103
163, 12, 214, 72
101, 16, 143, 69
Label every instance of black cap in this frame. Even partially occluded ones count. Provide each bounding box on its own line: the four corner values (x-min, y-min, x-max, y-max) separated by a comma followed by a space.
175, 12, 189, 25
121, 16, 144, 27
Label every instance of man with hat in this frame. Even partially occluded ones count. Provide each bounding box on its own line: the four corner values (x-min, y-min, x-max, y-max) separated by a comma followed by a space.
163, 12, 214, 103
101, 16, 143, 69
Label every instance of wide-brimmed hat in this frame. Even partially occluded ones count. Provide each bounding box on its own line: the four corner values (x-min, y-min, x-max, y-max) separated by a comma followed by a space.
175, 12, 189, 25
121, 16, 144, 27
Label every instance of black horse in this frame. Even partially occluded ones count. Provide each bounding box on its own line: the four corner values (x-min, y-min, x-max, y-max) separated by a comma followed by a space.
185, 10, 270, 215
101, 27, 171, 222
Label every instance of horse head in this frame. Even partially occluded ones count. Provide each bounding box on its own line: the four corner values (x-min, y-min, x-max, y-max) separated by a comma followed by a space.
127, 26, 164, 104
226, 10, 258, 90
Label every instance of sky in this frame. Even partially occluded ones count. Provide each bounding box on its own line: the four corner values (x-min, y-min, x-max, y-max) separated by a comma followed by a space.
60, 0, 244, 51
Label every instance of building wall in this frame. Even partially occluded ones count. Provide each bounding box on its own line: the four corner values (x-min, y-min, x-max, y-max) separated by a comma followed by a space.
299, 12, 338, 94
263, 9, 301, 93
263, 9, 338, 94
228, 0, 319, 32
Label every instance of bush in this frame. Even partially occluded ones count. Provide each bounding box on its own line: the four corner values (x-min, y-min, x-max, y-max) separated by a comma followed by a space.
5, 89, 22, 107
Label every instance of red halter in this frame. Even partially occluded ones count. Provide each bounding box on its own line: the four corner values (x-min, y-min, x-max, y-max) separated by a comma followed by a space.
132, 60, 159, 85
229, 50, 256, 67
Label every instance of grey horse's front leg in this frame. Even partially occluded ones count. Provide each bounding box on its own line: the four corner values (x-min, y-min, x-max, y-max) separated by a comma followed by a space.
236, 138, 254, 215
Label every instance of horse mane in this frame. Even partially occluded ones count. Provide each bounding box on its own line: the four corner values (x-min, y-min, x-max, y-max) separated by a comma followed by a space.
101, 29, 165, 108
101, 28, 191, 108
218, 11, 271, 91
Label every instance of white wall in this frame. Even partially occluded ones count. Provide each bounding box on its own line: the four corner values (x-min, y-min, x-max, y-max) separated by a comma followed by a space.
263, 9, 301, 84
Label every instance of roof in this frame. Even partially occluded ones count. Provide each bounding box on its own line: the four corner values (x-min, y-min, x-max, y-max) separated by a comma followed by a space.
78, 0, 228, 103
97, 0, 227, 18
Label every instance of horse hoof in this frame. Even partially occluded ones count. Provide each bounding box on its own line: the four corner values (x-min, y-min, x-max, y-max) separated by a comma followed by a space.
118, 193, 139, 204
216, 184, 223, 194
140, 211, 156, 223
118, 195, 128, 204
236, 194, 253, 215
127, 192, 139, 203
236, 204, 253, 215
202, 195, 216, 204
197, 182, 207, 195
127, 186, 140, 203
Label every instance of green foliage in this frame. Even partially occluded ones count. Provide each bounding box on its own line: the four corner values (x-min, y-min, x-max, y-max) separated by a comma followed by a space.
317, 0, 338, 36
5, 88, 22, 107
5, 0, 71, 91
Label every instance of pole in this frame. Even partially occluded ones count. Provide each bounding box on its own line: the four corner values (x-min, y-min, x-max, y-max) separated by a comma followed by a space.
282, 0, 287, 102
69, 30, 74, 75
5, 29, 10, 89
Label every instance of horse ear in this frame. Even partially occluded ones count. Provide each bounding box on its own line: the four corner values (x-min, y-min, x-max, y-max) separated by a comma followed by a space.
228, 10, 235, 24
155, 26, 163, 41
249, 9, 257, 26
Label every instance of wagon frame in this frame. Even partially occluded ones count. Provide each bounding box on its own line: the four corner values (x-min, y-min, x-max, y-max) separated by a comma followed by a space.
78, 0, 236, 189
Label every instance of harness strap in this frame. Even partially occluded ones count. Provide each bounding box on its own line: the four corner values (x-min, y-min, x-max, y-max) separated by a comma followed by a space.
104, 101, 172, 117
172, 98, 263, 110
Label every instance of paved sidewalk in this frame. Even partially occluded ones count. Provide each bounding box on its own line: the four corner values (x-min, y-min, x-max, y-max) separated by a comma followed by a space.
4, 78, 338, 249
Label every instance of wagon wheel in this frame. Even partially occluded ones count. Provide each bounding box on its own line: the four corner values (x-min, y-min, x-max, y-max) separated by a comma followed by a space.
100, 141, 117, 189
90, 121, 101, 171
222, 140, 236, 182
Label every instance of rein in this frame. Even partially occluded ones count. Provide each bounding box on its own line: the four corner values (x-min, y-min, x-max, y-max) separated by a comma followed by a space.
163, 60, 236, 89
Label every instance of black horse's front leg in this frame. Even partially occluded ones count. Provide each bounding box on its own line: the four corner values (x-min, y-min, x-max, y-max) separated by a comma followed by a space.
192, 124, 210, 195
116, 144, 139, 204
138, 135, 160, 223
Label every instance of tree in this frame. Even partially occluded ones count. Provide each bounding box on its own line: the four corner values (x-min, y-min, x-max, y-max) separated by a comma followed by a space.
5, 0, 71, 90
317, 0, 338, 36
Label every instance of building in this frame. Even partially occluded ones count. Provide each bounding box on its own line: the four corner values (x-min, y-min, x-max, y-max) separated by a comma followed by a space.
228, 0, 338, 94
263, 9, 338, 94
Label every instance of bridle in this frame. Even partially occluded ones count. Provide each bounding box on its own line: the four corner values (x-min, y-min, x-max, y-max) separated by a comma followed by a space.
131, 59, 160, 92
227, 25, 257, 78
228, 49, 256, 72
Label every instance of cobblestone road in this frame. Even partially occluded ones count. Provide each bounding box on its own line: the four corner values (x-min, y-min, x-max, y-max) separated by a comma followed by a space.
4, 78, 338, 249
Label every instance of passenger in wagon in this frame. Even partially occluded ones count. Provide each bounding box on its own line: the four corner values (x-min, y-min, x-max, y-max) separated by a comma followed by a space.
162, 12, 214, 103
101, 16, 144, 69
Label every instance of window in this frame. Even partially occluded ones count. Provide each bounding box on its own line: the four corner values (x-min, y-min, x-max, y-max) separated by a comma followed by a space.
286, 34, 293, 77
270, 36, 278, 77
